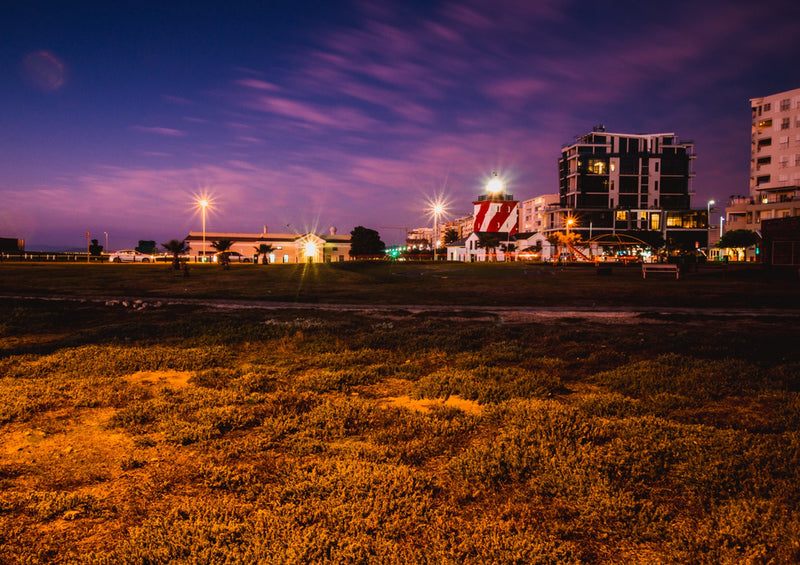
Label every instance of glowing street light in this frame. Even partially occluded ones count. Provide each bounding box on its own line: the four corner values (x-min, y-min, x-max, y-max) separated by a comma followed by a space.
199, 199, 208, 262
707, 200, 715, 232
432, 203, 445, 261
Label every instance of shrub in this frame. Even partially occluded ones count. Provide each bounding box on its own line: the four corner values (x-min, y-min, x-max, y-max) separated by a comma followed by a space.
593, 354, 770, 400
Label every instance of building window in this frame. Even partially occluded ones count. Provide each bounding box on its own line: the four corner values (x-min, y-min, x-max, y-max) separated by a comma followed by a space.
615, 210, 627, 221
782, 118, 790, 130
650, 214, 660, 230
764, 103, 771, 111
780, 99, 790, 111
757, 156, 771, 169
587, 159, 607, 174
758, 118, 772, 130
756, 175, 770, 185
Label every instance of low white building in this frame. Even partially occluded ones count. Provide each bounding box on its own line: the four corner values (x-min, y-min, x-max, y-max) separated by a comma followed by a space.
184, 227, 351, 263
446, 232, 518, 262
515, 232, 556, 261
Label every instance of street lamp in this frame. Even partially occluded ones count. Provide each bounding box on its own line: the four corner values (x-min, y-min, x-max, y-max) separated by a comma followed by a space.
720, 215, 725, 238
199, 199, 208, 262
707, 200, 715, 230
432, 203, 444, 261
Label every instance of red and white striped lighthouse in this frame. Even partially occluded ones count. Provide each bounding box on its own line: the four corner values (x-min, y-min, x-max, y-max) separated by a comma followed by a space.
472, 174, 519, 234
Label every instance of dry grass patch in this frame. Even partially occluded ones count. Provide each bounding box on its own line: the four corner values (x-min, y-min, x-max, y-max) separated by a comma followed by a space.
381, 394, 483, 415
124, 369, 193, 390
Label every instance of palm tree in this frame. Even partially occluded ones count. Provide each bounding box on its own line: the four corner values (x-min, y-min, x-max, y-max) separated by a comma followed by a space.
476, 233, 502, 262
162, 239, 189, 270
254, 243, 275, 265
443, 228, 460, 245
211, 239, 234, 269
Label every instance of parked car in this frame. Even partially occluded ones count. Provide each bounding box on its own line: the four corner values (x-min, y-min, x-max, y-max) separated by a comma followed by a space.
109, 250, 154, 263
214, 251, 252, 263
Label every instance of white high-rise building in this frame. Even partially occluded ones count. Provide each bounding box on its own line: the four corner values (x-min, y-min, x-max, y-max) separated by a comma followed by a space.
726, 87, 800, 233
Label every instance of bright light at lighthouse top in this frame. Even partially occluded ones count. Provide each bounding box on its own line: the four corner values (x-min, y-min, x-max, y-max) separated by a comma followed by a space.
486, 175, 504, 196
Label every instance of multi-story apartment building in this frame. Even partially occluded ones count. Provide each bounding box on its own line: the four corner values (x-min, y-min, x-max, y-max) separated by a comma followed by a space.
520, 194, 559, 233
726, 87, 800, 234
440, 214, 476, 240
557, 126, 706, 248
406, 227, 433, 249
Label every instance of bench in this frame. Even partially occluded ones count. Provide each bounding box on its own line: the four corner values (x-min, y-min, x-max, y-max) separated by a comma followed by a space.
642, 263, 680, 280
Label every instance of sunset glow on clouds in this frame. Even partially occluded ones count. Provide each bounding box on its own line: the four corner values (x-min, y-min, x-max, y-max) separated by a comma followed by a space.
1, 0, 798, 248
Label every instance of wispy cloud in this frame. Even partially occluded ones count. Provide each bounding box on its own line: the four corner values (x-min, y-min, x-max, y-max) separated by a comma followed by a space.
131, 126, 185, 137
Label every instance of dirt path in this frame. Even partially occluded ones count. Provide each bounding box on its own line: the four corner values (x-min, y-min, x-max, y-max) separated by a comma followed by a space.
5, 294, 800, 324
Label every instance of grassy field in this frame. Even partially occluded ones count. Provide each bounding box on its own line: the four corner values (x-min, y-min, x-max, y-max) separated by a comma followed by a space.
2, 260, 800, 308
1, 262, 799, 563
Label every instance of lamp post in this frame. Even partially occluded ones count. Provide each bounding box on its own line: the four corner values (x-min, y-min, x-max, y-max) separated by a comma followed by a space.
104, 232, 108, 253
720, 215, 725, 238
707, 199, 715, 231
432, 203, 443, 261
199, 199, 208, 262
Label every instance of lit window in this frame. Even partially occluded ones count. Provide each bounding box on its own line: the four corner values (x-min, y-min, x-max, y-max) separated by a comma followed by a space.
615, 210, 627, 220
758, 119, 773, 130
587, 159, 607, 174
650, 214, 660, 230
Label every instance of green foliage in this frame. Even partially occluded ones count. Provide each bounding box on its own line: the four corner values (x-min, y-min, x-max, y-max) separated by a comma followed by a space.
89, 239, 103, 256
717, 229, 760, 250
349, 226, 386, 257
254, 243, 274, 264
135, 240, 157, 254
443, 227, 459, 245
161, 238, 189, 269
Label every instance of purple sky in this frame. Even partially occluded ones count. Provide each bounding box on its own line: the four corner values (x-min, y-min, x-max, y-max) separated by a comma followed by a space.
2, 0, 799, 249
